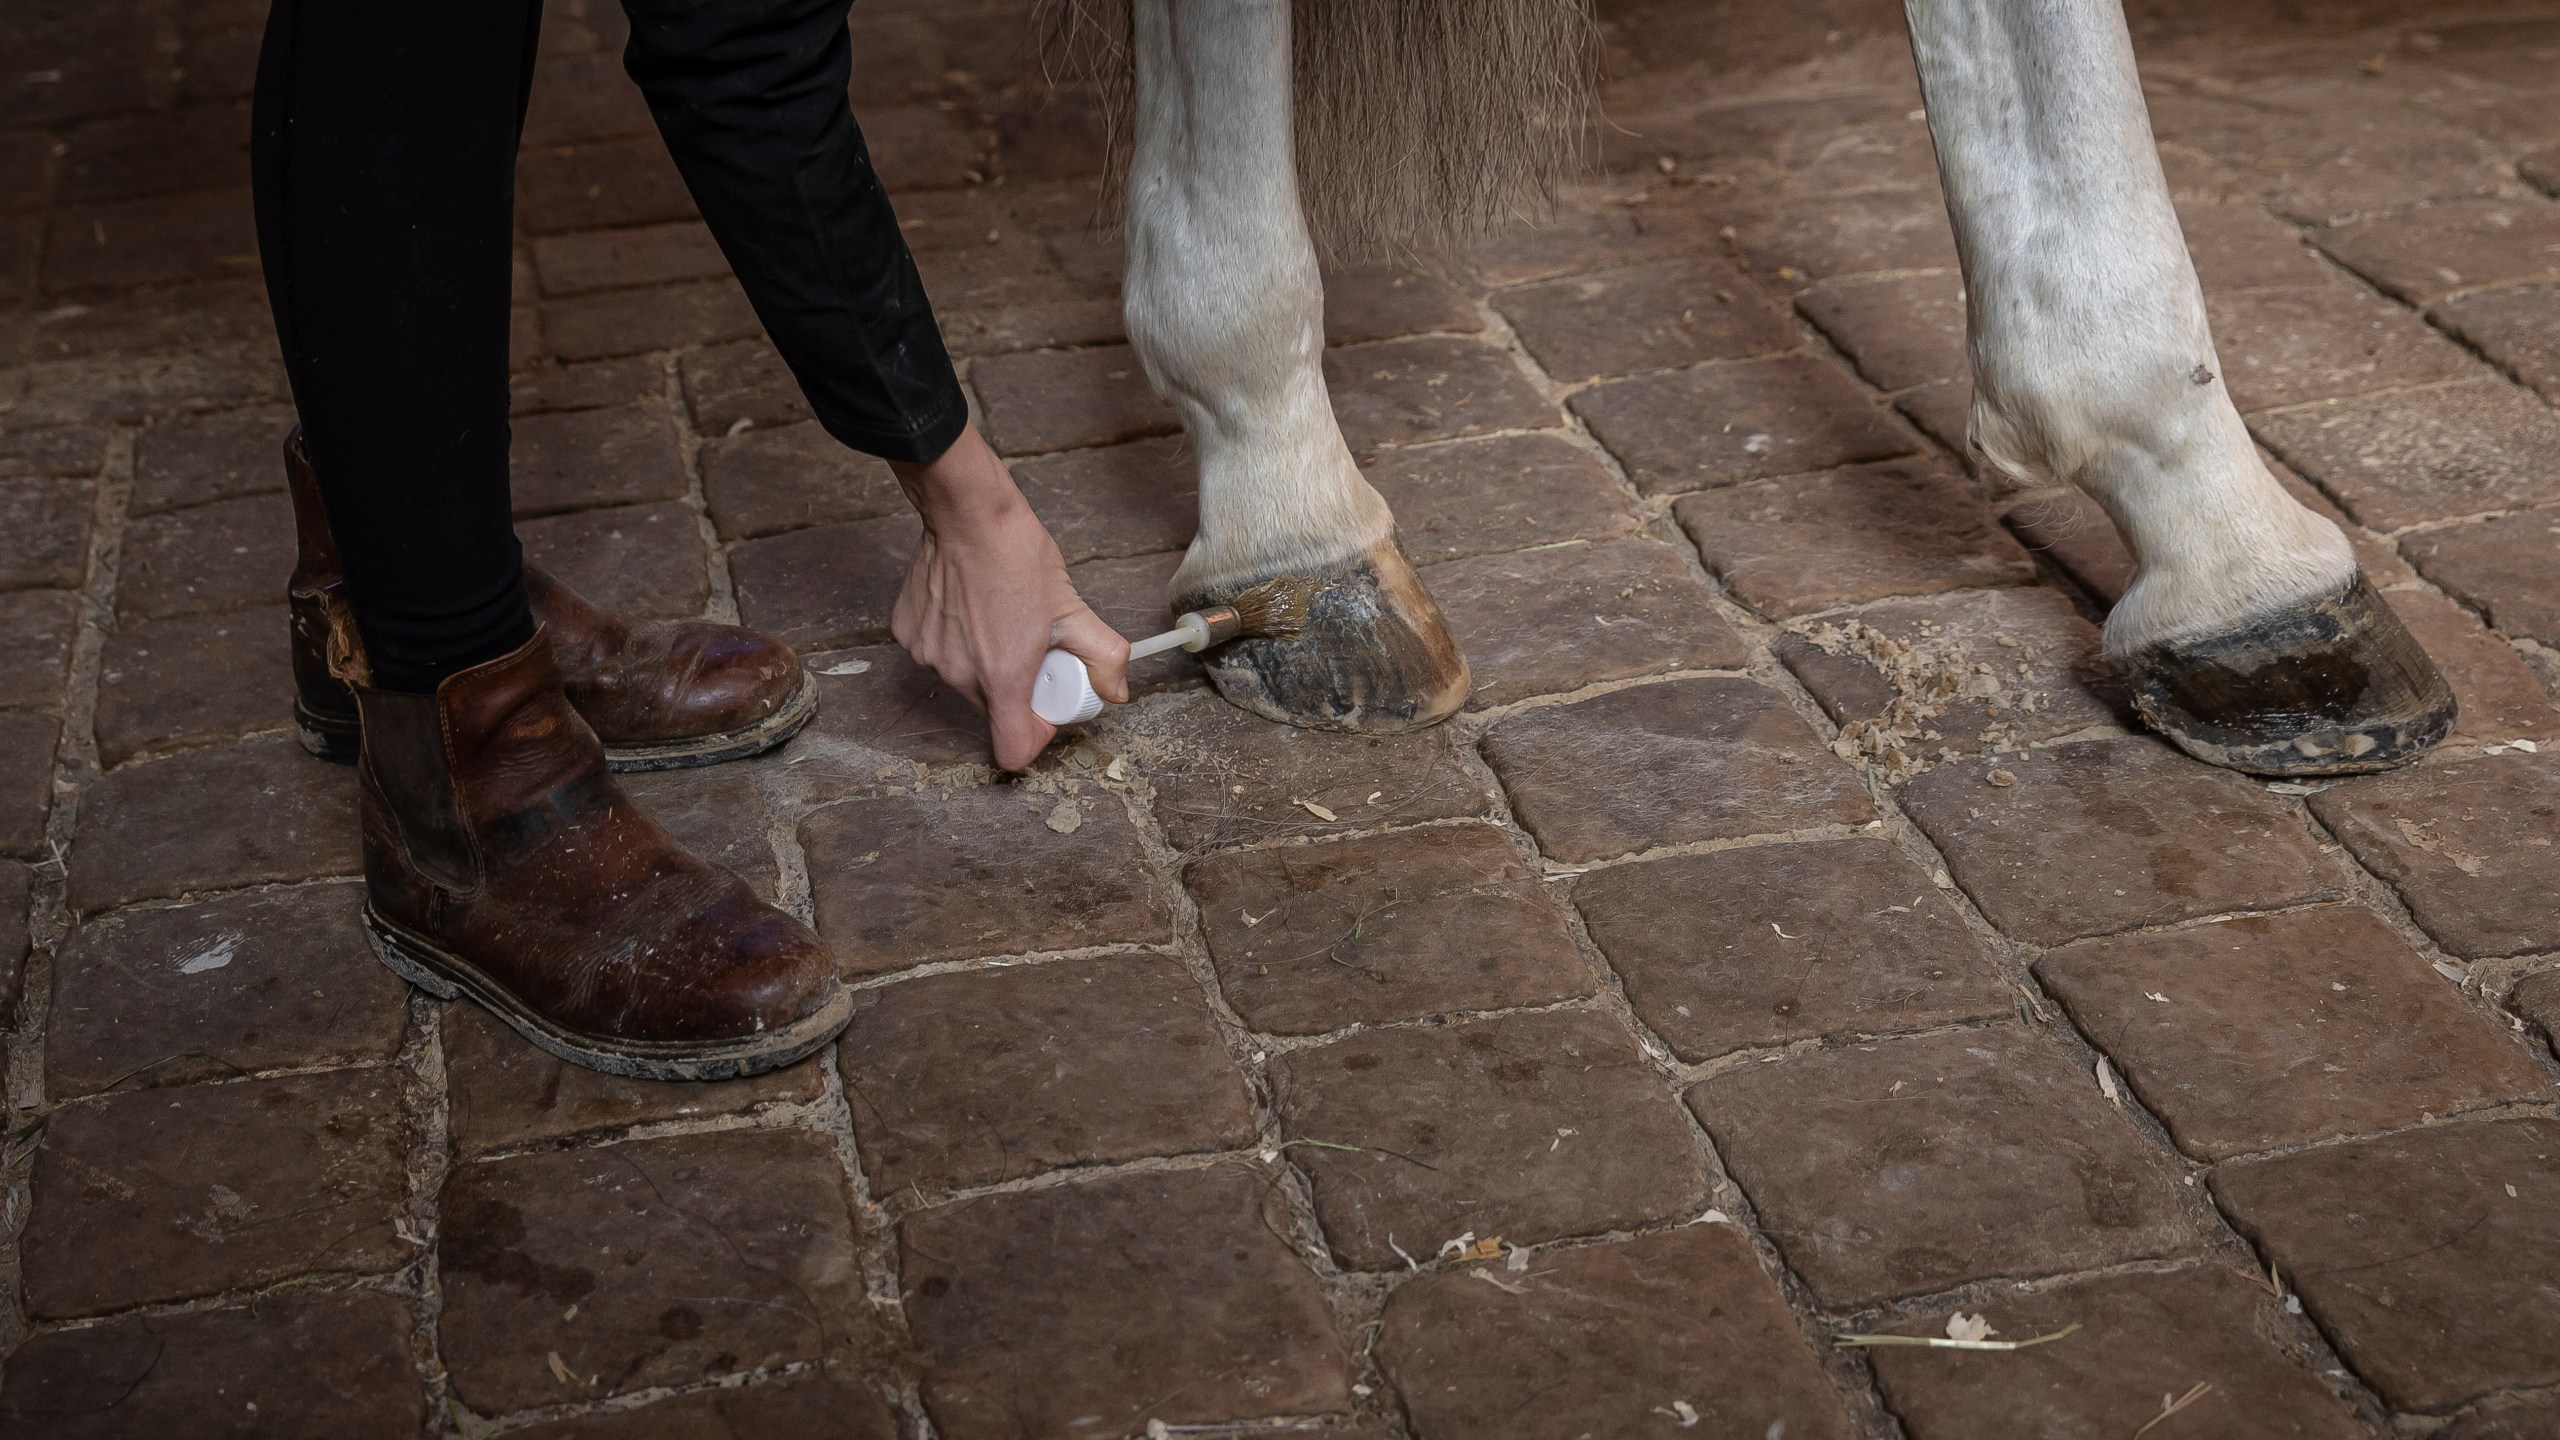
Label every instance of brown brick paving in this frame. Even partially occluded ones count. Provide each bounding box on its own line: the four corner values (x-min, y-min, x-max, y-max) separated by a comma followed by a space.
14, 2, 2560, 1433
1865, 1265, 2368, 1440
1377, 1224, 1856, 1439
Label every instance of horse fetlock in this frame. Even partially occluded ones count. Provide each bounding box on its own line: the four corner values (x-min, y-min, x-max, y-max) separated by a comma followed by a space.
1174, 538, 1469, 734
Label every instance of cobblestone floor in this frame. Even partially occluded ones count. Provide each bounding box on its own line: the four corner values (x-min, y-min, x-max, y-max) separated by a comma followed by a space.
7, 0, 2560, 1436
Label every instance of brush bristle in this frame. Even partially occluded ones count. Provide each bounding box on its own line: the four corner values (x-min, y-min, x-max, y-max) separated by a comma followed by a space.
1225, 577, 1313, 640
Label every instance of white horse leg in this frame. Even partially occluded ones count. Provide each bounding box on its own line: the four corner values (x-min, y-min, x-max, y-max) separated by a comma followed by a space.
1907, 0, 2452, 774
1123, 0, 1469, 732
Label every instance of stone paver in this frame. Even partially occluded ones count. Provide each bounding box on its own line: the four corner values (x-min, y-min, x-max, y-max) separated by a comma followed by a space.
0, 587, 80, 708
67, 734, 359, 913
45, 881, 405, 1098
1118, 689, 1498, 852
0, 1291, 426, 1440
1867, 1265, 2366, 1440
0, 476, 96, 591
22, 1067, 408, 1319
113, 490, 292, 623
836, 954, 1253, 1195
678, 337, 811, 435
1273, 1009, 1711, 1270
0, 710, 59, 858
2253, 379, 2560, 530
2314, 196, 2560, 306
507, 402, 687, 516
1690, 1027, 2204, 1307
498, 1373, 900, 1440
1575, 838, 2012, 1061
92, 603, 290, 766
1428, 536, 1749, 707
1574, 354, 1916, 496
1796, 270, 1967, 391
2038, 907, 2547, 1159
443, 1001, 821, 1156
1779, 585, 2125, 758
1188, 823, 1591, 1033
2403, 509, 2560, 648
1496, 256, 1795, 380
802, 786, 1174, 975
2204, 282, 2476, 412
2308, 752, 2560, 959
1377, 1224, 1855, 1440
901, 1167, 1353, 1438
0, 860, 29, 1018
1676, 457, 2037, 617
973, 343, 1176, 455
438, 1129, 864, 1415
128, 404, 291, 515
727, 512, 918, 651
1902, 736, 2349, 946
1360, 432, 1639, 565
786, 643, 989, 784
697, 420, 906, 541
2214, 1117, 2560, 1413
1320, 262, 1480, 346
1322, 335, 1556, 452
2431, 282, 2560, 401
1483, 677, 1875, 863
1010, 433, 1197, 563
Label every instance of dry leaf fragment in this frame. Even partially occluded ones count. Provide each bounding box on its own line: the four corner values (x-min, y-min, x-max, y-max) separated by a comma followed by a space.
1651, 1400, 1701, 1427
1045, 800, 1083, 835
1470, 1268, 1530, 1295
2095, 1057, 2123, 1105
1105, 755, 1128, 782
1507, 1243, 1531, 1271
1945, 1311, 1997, 1344
1441, 1233, 1503, 1263
1297, 799, 1338, 821
546, 1351, 574, 1385
2508, 1183, 2521, 1198
2145, 992, 2170, 1004
1987, 768, 2017, 787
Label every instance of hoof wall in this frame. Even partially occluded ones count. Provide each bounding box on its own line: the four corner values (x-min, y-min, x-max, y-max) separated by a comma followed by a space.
1178, 542, 1470, 733
2123, 574, 2455, 776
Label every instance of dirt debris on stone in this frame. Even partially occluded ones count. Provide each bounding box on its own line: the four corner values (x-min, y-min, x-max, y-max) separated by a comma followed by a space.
1801, 617, 2053, 780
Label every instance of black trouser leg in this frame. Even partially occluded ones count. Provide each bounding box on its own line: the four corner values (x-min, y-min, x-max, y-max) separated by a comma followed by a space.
620, 0, 968, 464
252, 0, 541, 693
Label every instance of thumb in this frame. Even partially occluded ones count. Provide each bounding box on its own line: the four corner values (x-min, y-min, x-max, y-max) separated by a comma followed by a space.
1053, 604, 1135, 705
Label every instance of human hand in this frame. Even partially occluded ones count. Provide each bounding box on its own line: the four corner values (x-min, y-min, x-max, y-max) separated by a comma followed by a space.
888, 427, 1131, 770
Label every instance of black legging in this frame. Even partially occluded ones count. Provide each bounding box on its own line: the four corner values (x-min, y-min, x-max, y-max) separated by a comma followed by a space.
252, 0, 967, 692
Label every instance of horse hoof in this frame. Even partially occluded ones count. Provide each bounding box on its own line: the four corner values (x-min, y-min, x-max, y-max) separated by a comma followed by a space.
2120, 573, 2455, 776
1176, 540, 1471, 733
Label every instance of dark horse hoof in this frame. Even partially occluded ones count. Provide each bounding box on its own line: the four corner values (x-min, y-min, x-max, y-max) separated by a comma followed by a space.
1176, 539, 1470, 733
2121, 573, 2455, 776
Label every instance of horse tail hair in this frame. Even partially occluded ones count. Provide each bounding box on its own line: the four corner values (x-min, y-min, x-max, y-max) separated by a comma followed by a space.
1032, 0, 1600, 259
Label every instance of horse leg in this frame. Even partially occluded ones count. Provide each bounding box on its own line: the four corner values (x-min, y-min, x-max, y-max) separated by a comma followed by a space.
1122, 0, 1470, 732
1906, 0, 2454, 774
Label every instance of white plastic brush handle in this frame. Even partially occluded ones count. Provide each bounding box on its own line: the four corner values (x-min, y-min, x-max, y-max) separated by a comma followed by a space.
1029, 614, 1211, 725
1031, 649, 1106, 725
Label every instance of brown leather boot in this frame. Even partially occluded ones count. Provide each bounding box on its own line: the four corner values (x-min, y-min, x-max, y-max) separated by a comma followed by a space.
287, 430, 818, 772
354, 629, 850, 1079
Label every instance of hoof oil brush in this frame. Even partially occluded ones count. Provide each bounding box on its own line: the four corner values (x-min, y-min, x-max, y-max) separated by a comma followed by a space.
1031, 577, 1314, 724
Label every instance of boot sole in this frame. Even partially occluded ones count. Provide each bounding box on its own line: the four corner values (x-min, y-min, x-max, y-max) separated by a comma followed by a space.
364, 905, 853, 1081
300, 671, 821, 774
